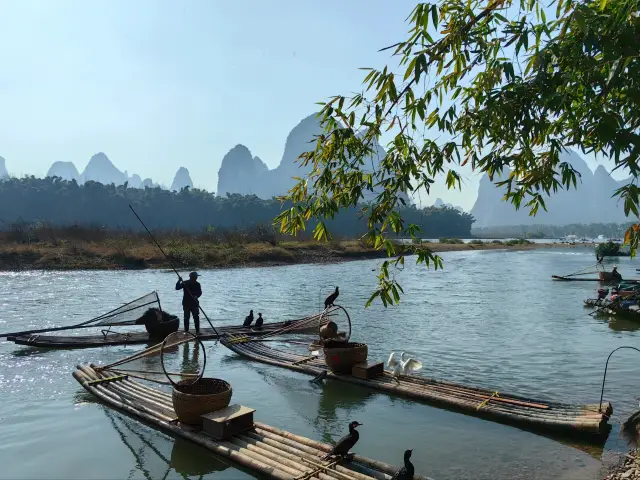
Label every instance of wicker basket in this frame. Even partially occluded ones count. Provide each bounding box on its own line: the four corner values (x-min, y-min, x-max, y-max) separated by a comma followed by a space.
146, 316, 179, 338
172, 378, 232, 425
323, 342, 368, 373
319, 321, 339, 339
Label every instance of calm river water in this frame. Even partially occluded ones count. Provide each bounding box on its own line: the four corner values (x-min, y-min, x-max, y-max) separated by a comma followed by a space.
1, 247, 640, 480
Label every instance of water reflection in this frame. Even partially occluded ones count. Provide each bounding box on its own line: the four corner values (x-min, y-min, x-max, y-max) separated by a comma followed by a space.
314, 380, 376, 443
602, 315, 640, 333
104, 409, 231, 479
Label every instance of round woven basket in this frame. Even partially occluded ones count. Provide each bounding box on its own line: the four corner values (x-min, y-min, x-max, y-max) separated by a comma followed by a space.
172, 378, 232, 425
145, 316, 179, 338
323, 342, 368, 373
317, 304, 352, 342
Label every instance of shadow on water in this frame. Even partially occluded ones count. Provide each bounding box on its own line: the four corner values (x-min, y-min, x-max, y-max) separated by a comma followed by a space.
104, 408, 247, 480
9, 346, 47, 357
602, 315, 640, 332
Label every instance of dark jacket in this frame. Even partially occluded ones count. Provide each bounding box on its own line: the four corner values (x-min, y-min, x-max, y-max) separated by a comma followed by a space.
175, 279, 202, 307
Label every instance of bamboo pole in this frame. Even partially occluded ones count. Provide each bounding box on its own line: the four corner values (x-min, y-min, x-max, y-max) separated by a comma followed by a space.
252, 429, 393, 480
73, 368, 293, 480
112, 368, 200, 377
254, 423, 424, 480
91, 367, 175, 410
230, 435, 356, 480
218, 440, 307, 477
74, 369, 176, 424
240, 432, 376, 480
79, 365, 174, 415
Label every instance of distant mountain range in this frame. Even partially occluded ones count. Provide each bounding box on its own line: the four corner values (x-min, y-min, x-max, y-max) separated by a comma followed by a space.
0, 123, 632, 228
0, 153, 194, 192
469, 149, 634, 227
217, 113, 409, 203
434, 198, 464, 212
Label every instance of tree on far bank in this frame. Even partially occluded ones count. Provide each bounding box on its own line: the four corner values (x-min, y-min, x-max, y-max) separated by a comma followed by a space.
276, 0, 640, 306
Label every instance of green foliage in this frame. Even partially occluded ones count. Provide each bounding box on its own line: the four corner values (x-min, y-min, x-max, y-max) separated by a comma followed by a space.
595, 241, 623, 257
439, 237, 464, 244
469, 239, 485, 244
491, 240, 504, 245
474, 223, 633, 239
0, 177, 474, 239
505, 238, 533, 246
275, 0, 640, 306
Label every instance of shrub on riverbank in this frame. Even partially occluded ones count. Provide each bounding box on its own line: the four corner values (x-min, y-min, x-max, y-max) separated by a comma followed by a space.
439, 238, 464, 244
505, 238, 532, 246
595, 241, 627, 257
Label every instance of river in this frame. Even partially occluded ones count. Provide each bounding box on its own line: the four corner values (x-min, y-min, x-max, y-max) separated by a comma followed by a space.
1, 246, 639, 480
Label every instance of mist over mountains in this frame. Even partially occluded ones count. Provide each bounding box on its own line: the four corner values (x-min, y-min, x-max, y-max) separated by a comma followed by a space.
469, 150, 633, 227
0, 112, 634, 228
0, 157, 7, 179
42, 153, 192, 192
217, 113, 409, 203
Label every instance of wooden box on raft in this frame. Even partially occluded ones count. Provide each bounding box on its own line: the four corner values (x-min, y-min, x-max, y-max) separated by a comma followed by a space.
172, 378, 232, 425
323, 342, 368, 373
201, 405, 255, 440
351, 361, 384, 380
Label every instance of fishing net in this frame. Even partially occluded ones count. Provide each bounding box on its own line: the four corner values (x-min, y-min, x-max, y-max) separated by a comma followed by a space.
88, 291, 162, 327
97, 332, 206, 387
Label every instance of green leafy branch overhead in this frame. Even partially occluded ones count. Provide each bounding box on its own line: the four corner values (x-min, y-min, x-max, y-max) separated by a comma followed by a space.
276, 0, 640, 306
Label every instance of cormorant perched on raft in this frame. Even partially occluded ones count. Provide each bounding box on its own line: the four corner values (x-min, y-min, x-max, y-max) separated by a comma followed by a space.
255, 312, 264, 328
392, 450, 414, 480
322, 421, 362, 459
243, 310, 254, 327
324, 287, 339, 309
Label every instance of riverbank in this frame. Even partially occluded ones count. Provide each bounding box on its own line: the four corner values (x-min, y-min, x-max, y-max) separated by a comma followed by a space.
604, 448, 640, 480
0, 237, 580, 270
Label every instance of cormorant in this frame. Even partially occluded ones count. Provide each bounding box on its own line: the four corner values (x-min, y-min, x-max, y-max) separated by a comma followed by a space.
255, 312, 264, 328
322, 421, 362, 459
324, 287, 339, 309
391, 450, 414, 480
243, 310, 254, 327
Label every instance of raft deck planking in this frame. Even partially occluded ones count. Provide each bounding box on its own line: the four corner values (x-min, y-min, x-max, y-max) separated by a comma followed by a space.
73, 364, 431, 480
221, 337, 612, 440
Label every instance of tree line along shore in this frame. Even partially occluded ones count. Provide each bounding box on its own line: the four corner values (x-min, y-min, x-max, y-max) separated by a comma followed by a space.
0, 226, 577, 271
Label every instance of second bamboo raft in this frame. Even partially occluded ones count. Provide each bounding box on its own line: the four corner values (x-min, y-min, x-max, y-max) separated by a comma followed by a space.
220, 336, 612, 440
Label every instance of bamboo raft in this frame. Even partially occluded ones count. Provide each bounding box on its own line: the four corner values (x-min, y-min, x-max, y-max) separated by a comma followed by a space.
220, 337, 612, 440
73, 364, 431, 480
8, 317, 324, 349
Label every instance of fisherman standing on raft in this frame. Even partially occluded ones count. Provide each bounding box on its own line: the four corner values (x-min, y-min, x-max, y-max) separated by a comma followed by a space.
175, 272, 202, 335
612, 265, 622, 282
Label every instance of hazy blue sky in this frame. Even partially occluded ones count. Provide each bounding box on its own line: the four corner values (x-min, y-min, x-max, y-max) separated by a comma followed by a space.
0, 0, 623, 211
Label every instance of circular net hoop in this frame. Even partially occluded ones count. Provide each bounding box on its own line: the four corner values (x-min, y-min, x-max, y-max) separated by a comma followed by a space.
160, 332, 207, 388
318, 304, 352, 343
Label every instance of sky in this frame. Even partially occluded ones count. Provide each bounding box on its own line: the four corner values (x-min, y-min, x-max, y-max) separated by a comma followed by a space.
0, 0, 625, 211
